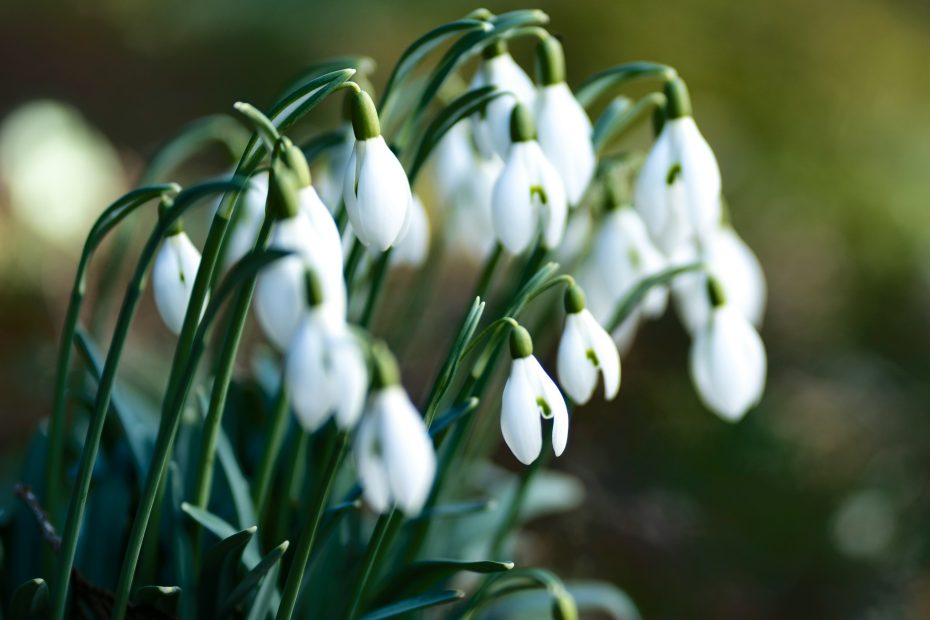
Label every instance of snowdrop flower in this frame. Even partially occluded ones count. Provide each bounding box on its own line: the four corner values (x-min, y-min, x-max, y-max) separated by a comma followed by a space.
153, 218, 204, 335
355, 345, 436, 515
634, 77, 722, 254
491, 104, 567, 254
574, 259, 642, 354
428, 119, 474, 206
445, 147, 502, 261
286, 270, 367, 431
534, 36, 595, 205
592, 204, 668, 318
314, 122, 353, 213
689, 277, 766, 421
470, 40, 536, 159
501, 324, 569, 465
391, 194, 430, 268
224, 170, 269, 268
672, 225, 766, 334
557, 284, 621, 405
255, 141, 347, 349
343, 90, 412, 251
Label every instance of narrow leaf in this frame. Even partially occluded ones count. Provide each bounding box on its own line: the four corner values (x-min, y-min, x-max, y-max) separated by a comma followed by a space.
360, 589, 465, 620
131, 585, 181, 616
216, 541, 289, 619
9, 578, 49, 619
412, 498, 497, 521
606, 262, 704, 332
429, 398, 480, 437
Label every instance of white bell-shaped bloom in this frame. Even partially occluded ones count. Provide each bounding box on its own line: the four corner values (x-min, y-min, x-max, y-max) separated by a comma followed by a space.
314, 123, 353, 213
391, 194, 430, 268
576, 256, 643, 355
536, 83, 595, 205
153, 231, 204, 335
224, 171, 269, 268
592, 207, 668, 318
672, 226, 766, 334
557, 287, 621, 404
355, 385, 436, 515
689, 286, 766, 422
445, 152, 502, 261
255, 195, 346, 350
491, 105, 567, 254
427, 120, 474, 206
470, 48, 536, 159
343, 134, 412, 251
634, 116, 722, 254
501, 326, 569, 465
286, 307, 367, 431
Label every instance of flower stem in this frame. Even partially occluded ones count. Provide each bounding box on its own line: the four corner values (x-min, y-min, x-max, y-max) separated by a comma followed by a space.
275, 431, 347, 620
250, 374, 291, 520
489, 433, 552, 557
344, 510, 402, 620
360, 250, 392, 328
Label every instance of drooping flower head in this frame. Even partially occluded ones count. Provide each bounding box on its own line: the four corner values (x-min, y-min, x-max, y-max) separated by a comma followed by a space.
534, 36, 596, 206
355, 343, 436, 515
471, 39, 536, 159
342, 90, 412, 251
501, 323, 569, 465
491, 103, 567, 254
152, 199, 205, 335
391, 194, 430, 268
557, 284, 621, 405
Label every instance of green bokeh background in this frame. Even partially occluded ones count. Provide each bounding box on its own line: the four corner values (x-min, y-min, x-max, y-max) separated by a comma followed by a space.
2, 1, 930, 618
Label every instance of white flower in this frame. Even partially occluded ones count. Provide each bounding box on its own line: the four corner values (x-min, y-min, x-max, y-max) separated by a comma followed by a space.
153, 231, 204, 335
491, 105, 567, 254
286, 308, 367, 431
427, 120, 474, 206
314, 123, 353, 213
255, 189, 346, 350
689, 294, 766, 422
634, 116, 722, 254
391, 194, 430, 268
501, 326, 569, 465
470, 48, 536, 159
672, 226, 766, 334
355, 385, 436, 515
592, 207, 668, 318
557, 287, 621, 404
536, 82, 595, 205
224, 171, 269, 268
343, 134, 412, 251
445, 150, 502, 261
576, 256, 642, 355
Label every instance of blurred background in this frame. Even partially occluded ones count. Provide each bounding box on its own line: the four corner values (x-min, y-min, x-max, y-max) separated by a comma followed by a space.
2, 0, 930, 618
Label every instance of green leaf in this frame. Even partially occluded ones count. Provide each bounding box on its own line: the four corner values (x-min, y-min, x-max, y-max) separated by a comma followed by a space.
360, 589, 465, 620
131, 585, 181, 616
429, 398, 480, 437
200, 527, 257, 617
244, 563, 280, 620
87, 183, 180, 249
606, 262, 704, 332
576, 62, 677, 109
9, 578, 49, 619
380, 560, 513, 602
300, 130, 346, 165
273, 56, 375, 110
215, 541, 288, 619
593, 93, 667, 154
202, 527, 257, 572
181, 502, 241, 542
200, 248, 293, 331
215, 426, 258, 534
412, 498, 497, 521
144, 114, 249, 183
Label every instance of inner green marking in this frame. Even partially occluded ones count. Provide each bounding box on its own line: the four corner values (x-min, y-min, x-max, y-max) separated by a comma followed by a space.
530, 185, 549, 205
666, 163, 682, 185
536, 397, 553, 418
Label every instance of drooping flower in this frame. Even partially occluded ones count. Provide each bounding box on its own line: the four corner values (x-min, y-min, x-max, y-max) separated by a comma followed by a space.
557, 284, 621, 405
501, 324, 569, 465
534, 36, 595, 205
672, 224, 766, 334
255, 143, 346, 349
286, 270, 367, 431
491, 104, 567, 254
634, 77, 722, 254
689, 277, 766, 421
153, 225, 204, 335
355, 345, 436, 515
224, 170, 269, 268
314, 122, 354, 213
342, 90, 412, 251
470, 40, 536, 159
391, 194, 430, 268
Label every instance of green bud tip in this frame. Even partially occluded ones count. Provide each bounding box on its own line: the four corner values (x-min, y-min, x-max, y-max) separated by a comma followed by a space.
304, 268, 324, 308
603, 173, 627, 212
663, 76, 692, 120
280, 137, 311, 188
350, 90, 381, 140
652, 102, 667, 137
371, 342, 400, 389
468, 7, 494, 21
564, 283, 586, 314
482, 38, 508, 60
510, 103, 536, 143
536, 35, 566, 86
269, 164, 300, 220
706, 275, 726, 308
158, 197, 183, 236
509, 324, 533, 359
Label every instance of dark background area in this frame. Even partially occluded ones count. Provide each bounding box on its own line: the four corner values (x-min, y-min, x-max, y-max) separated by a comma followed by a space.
2, 1, 930, 618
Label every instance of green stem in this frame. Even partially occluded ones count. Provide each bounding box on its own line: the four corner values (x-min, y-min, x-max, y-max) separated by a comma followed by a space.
489, 433, 551, 557
276, 432, 348, 620
251, 375, 291, 520
344, 510, 401, 620
359, 250, 392, 328
576, 62, 678, 109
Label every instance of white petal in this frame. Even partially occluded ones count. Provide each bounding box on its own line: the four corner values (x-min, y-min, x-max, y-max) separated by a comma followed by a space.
391, 194, 430, 267
582, 310, 622, 400
492, 143, 536, 254
330, 335, 369, 430
314, 123, 353, 212
377, 387, 436, 515
525, 356, 569, 457
476, 54, 536, 158
557, 313, 598, 404
713, 227, 766, 327
153, 232, 203, 335
500, 358, 543, 464
355, 411, 391, 513
285, 313, 332, 431
445, 154, 501, 260
343, 137, 412, 251
689, 306, 767, 421
224, 171, 268, 268
254, 216, 310, 349
669, 117, 722, 244
536, 83, 595, 205
634, 125, 676, 250
525, 142, 568, 250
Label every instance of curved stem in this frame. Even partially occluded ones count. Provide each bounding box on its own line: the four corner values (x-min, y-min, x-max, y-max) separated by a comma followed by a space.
594, 91, 667, 154
576, 62, 678, 109
276, 431, 347, 620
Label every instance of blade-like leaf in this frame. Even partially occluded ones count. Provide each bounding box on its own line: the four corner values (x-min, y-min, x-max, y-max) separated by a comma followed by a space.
412, 498, 497, 521
576, 62, 677, 109
429, 398, 480, 437
360, 589, 465, 620
200, 248, 292, 330
181, 502, 242, 543
593, 93, 667, 154
380, 560, 513, 602
131, 585, 181, 616
9, 578, 49, 619
215, 541, 288, 619
606, 262, 704, 332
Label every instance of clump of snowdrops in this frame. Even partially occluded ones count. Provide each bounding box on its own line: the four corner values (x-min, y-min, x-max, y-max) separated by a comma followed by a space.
2, 8, 766, 619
